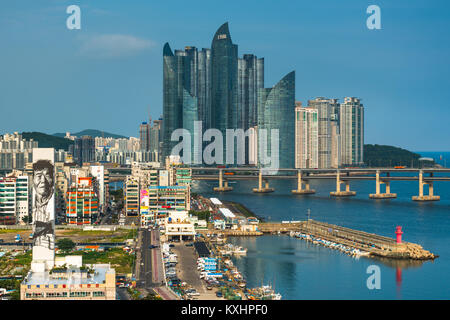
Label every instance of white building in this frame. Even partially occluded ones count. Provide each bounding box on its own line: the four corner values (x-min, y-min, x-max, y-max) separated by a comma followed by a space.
295, 103, 319, 169
165, 211, 196, 241
0, 175, 30, 225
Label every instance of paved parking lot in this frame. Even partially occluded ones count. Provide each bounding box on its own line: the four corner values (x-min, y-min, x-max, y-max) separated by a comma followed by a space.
172, 242, 220, 300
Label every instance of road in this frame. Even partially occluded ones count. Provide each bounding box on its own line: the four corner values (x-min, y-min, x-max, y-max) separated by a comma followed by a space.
116, 287, 131, 300
135, 228, 178, 300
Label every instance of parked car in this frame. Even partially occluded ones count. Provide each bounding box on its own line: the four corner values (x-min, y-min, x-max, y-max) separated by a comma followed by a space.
216, 291, 223, 298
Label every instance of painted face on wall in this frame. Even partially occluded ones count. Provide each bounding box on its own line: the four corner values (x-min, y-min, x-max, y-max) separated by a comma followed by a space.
33, 168, 53, 199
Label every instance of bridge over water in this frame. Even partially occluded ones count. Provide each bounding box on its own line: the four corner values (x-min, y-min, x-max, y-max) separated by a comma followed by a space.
107, 166, 450, 201
190, 167, 450, 201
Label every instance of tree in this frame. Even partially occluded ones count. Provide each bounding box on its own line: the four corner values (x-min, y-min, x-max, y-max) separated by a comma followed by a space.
57, 238, 76, 253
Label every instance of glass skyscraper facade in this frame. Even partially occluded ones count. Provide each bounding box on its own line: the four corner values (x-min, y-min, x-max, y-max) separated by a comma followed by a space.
257, 71, 296, 169
163, 22, 273, 166
211, 22, 239, 164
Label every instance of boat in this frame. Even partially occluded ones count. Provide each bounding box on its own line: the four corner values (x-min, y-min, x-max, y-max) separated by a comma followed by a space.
246, 285, 282, 300
233, 246, 247, 255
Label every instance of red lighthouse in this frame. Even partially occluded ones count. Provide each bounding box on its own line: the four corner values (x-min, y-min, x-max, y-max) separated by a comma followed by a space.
395, 226, 403, 244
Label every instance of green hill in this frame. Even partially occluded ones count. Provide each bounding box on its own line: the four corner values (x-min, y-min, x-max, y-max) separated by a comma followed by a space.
22, 132, 74, 151
364, 144, 433, 167
53, 129, 127, 139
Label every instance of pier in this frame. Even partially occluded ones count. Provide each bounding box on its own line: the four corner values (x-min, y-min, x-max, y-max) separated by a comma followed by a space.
198, 221, 436, 260
296, 220, 436, 260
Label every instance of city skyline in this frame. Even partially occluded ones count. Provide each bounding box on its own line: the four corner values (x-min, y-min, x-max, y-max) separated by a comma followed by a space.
1, 0, 450, 151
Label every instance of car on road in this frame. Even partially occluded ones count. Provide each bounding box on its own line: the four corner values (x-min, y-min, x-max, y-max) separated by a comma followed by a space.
169, 244, 175, 248
149, 245, 159, 249
185, 243, 193, 247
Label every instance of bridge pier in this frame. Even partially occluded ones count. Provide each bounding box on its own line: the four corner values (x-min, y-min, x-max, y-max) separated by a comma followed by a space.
292, 170, 315, 194
412, 170, 439, 201
213, 169, 233, 192
330, 171, 356, 197
370, 170, 397, 199
253, 170, 274, 193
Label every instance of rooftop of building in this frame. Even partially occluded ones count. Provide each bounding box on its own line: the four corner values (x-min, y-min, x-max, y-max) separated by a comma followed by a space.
23, 264, 114, 286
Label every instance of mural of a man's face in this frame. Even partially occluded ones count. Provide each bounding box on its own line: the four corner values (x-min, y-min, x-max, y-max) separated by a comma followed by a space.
33, 167, 53, 199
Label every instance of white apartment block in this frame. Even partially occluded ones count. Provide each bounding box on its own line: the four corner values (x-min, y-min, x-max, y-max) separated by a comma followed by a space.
295, 103, 319, 169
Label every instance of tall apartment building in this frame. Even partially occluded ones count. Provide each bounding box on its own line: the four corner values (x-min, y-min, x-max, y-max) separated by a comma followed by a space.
340, 97, 364, 166
125, 176, 139, 216
257, 71, 296, 169
307, 98, 339, 169
66, 177, 99, 225
0, 132, 37, 170
237, 54, 264, 130
72, 136, 95, 166
139, 122, 151, 151
0, 175, 30, 225
163, 23, 265, 166
295, 103, 319, 169
330, 121, 341, 168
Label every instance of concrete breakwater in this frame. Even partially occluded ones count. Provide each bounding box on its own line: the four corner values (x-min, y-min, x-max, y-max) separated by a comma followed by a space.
295, 220, 436, 260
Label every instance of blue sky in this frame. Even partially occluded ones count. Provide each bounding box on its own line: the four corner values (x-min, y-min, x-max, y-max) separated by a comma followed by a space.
0, 0, 449, 151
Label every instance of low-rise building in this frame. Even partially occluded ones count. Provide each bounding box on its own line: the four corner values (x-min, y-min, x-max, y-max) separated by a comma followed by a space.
21, 256, 116, 300
165, 211, 196, 241
66, 177, 99, 225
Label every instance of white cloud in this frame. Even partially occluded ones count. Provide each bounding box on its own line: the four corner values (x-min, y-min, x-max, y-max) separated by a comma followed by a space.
78, 34, 157, 58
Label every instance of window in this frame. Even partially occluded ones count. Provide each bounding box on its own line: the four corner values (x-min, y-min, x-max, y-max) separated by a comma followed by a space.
93, 291, 105, 297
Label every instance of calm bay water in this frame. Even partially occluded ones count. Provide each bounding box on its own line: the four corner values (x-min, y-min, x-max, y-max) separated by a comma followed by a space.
191, 166, 450, 299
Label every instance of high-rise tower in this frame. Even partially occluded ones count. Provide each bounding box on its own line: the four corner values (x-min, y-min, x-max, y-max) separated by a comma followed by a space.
257, 71, 295, 169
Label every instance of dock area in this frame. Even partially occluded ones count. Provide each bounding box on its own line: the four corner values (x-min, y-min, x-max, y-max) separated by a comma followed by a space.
295, 220, 436, 260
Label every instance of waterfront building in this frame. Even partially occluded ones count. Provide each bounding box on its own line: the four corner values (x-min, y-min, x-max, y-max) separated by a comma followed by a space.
162, 23, 268, 166
330, 120, 341, 168
295, 102, 319, 169
21, 256, 116, 300
237, 54, 264, 130
211, 22, 239, 164
340, 97, 364, 166
257, 71, 296, 169
65, 177, 99, 225
125, 176, 139, 216
307, 98, 339, 169
198, 48, 212, 130
248, 126, 258, 166
162, 43, 194, 162
0, 175, 30, 225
